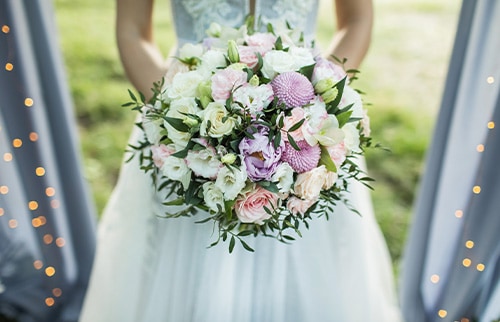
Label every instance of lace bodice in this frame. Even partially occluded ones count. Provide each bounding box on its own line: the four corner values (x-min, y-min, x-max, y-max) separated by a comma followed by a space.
170, 0, 319, 45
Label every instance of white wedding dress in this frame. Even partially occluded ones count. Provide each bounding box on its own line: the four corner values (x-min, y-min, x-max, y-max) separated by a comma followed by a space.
80, 1, 402, 321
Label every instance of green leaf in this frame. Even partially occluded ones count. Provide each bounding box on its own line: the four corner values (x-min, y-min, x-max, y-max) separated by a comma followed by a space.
240, 240, 255, 252
164, 116, 190, 132
128, 89, 137, 102
319, 145, 337, 172
288, 118, 305, 132
229, 236, 236, 253
257, 181, 280, 193
287, 134, 300, 151
275, 36, 283, 50
162, 198, 186, 206
336, 110, 353, 128
298, 63, 315, 81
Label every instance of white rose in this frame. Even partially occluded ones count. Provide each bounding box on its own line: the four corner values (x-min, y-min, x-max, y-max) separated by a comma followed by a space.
167, 70, 205, 99
164, 97, 201, 148
342, 123, 362, 154
215, 164, 247, 200
271, 162, 294, 194
161, 156, 191, 190
202, 182, 225, 213
288, 46, 315, 70
294, 165, 328, 200
261, 50, 296, 79
185, 147, 222, 179
178, 43, 204, 60
199, 102, 240, 138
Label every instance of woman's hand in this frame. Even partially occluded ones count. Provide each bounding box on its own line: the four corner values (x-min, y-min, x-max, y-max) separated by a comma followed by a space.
116, 0, 169, 98
327, 0, 373, 70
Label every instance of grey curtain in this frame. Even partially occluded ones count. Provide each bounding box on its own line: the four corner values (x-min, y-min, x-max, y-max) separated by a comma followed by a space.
0, 0, 96, 321
400, 1, 500, 321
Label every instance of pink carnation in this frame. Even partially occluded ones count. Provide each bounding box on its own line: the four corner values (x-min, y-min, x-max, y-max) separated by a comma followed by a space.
211, 69, 247, 102
151, 144, 175, 168
271, 72, 315, 109
281, 140, 320, 173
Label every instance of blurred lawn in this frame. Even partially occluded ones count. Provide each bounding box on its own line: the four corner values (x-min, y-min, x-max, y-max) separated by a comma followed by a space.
54, 0, 460, 269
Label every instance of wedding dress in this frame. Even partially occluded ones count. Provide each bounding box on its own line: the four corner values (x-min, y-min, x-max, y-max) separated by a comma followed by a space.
80, 1, 402, 321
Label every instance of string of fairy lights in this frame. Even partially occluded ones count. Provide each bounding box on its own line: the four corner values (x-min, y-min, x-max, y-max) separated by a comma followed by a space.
431, 74, 496, 321
1, 22, 65, 310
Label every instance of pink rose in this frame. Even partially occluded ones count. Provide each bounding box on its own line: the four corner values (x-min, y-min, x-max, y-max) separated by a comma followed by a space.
211, 69, 247, 102
287, 196, 318, 216
294, 166, 327, 200
151, 144, 175, 168
235, 186, 279, 224
326, 142, 347, 169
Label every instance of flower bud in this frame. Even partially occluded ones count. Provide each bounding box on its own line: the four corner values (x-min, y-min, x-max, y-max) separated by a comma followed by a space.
228, 63, 247, 71
221, 153, 237, 165
199, 95, 212, 109
322, 87, 339, 104
314, 78, 334, 94
183, 116, 199, 127
227, 40, 240, 63
206, 23, 222, 37
197, 80, 212, 97
249, 74, 259, 86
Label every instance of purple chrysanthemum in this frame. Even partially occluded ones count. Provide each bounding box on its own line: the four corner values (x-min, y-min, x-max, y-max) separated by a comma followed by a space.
281, 140, 320, 173
271, 71, 315, 109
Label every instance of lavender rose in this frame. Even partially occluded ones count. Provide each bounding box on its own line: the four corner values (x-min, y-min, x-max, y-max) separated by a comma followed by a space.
239, 126, 283, 181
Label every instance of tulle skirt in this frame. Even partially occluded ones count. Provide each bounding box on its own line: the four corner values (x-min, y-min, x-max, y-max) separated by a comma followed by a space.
80, 126, 402, 322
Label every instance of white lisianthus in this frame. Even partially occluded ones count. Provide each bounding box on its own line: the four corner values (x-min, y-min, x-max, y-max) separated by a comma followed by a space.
302, 97, 327, 145
142, 114, 163, 145
167, 70, 205, 99
271, 162, 294, 194
198, 50, 227, 76
215, 164, 247, 200
164, 97, 202, 148
179, 43, 204, 61
199, 102, 240, 138
202, 182, 225, 212
185, 147, 222, 179
339, 86, 363, 119
233, 84, 274, 115
161, 156, 191, 190
342, 123, 362, 154
313, 115, 345, 147
261, 50, 296, 79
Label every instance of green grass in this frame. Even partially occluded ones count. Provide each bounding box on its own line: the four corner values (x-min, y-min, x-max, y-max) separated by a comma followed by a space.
54, 0, 460, 268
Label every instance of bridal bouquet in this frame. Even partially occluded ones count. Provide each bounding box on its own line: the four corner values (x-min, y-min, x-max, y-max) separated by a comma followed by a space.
126, 19, 374, 252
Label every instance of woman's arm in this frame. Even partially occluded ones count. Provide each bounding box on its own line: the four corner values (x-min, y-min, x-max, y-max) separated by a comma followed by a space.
326, 0, 373, 70
116, 0, 168, 97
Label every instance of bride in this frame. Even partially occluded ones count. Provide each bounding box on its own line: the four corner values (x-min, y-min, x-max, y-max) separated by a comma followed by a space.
80, 0, 402, 321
